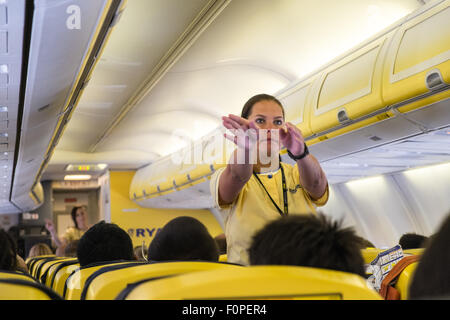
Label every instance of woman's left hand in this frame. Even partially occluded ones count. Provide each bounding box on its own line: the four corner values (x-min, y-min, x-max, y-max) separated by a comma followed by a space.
279, 122, 305, 157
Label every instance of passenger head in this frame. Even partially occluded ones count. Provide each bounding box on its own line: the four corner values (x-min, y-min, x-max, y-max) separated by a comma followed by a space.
248, 213, 366, 277
399, 233, 428, 250
214, 233, 227, 255
147, 216, 219, 262
28, 243, 53, 259
409, 214, 450, 299
0, 229, 17, 271
71, 206, 87, 229
76, 221, 134, 267
64, 240, 80, 257
356, 236, 376, 249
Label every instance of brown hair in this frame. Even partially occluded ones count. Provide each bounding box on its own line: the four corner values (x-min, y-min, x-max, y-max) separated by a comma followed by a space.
28, 243, 53, 258
71, 206, 84, 229
241, 94, 285, 119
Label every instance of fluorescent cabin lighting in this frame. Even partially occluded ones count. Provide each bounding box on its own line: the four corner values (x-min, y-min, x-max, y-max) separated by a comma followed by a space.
65, 163, 108, 171
64, 174, 92, 180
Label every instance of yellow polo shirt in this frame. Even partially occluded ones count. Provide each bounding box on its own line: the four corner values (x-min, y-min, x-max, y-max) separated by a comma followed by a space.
210, 162, 329, 265
62, 227, 85, 243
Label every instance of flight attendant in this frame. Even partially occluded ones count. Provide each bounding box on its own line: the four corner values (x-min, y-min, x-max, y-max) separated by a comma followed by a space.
45, 206, 91, 254
210, 93, 329, 265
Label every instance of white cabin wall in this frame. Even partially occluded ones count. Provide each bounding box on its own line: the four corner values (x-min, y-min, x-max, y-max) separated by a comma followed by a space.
317, 184, 369, 238
320, 161, 450, 248
391, 162, 450, 235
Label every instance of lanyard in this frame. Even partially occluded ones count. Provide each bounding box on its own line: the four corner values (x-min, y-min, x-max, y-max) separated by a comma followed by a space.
253, 164, 288, 217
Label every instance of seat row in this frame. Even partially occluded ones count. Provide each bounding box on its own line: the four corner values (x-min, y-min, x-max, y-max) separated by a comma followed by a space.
0, 248, 423, 300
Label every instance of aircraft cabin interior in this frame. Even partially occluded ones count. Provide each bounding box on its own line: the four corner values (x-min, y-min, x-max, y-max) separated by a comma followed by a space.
0, 0, 449, 301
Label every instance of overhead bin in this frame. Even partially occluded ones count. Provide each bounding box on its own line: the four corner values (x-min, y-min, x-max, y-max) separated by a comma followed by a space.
309, 34, 391, 137
303, 29, 423, 162
11, 0, 124, 211
131, 130, 230, 208
278, 76, 320, 138
130, 1, 450, 208
382, 0, 450, 129
12, 181, 43, 212
130, 155, 182, 200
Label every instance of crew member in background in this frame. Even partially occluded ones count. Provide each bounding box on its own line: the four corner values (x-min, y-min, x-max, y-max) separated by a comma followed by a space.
45, 206, 91, 255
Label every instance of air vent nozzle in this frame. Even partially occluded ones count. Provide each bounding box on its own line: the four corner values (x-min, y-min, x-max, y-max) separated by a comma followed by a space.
426, 69, 446, 91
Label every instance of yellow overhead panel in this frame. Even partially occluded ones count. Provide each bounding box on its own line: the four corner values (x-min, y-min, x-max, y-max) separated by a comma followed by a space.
310, 34, 390, 135
129, 174, 144, 199
306, 112, 393, 147
278, 76, 319, 138
383, 2, 450, 107
174, 177, 207, 191
187, 163, 214, 181
173, 172, 190, 188
156, 180, 174, 194
396, 90, 449, 114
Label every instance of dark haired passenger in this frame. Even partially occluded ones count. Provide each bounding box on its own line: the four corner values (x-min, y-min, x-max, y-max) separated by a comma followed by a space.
76, 221, 135, 267
63, 240, 80, 257
147, 216, 219, 262
409, 214, 450, 299
356, 236, 376, 249
399, 233, 428, 250
214, 233, 227, 255
248, 213, 366, 277
0, 229, 28, 274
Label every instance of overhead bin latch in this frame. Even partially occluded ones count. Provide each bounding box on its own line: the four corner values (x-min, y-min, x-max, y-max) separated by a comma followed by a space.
426, 69, 447, 91
337, 108, 351, 125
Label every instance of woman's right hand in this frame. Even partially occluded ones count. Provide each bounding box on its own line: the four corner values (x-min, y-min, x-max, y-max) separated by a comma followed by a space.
222, 114, 259, 153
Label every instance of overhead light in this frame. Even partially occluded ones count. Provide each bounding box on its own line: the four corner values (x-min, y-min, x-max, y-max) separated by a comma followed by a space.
0, 107, 7, 112
65, 163, 108, 172
97, 163, 108, 170
0, 65, 8, 73
64, 174, 92, 180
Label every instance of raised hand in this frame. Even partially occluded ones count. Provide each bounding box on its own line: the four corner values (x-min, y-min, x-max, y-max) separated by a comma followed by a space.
279, 122, 305, 157
45, 219, 55, 234
222, 114, 259, 152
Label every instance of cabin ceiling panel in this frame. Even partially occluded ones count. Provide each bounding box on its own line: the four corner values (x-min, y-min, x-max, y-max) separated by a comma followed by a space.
53, 0, 213, 153
94, 0, 420, 158
169, 0, 421, 79
54, 0, 421, 159
46, 0, 433, 182
97, 64, 289, 156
